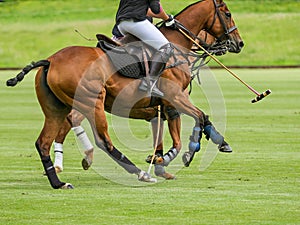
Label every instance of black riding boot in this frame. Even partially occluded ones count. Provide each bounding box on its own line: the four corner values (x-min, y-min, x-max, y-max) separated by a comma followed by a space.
139, 43, 174, 97
139, 61, 166, 97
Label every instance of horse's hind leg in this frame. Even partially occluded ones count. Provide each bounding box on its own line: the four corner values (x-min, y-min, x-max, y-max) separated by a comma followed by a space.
35, 69, 72, 189
85, 91, 156, 183
68, 110, 94, 170
53, 110, 94, 172
52, 117, 72, 173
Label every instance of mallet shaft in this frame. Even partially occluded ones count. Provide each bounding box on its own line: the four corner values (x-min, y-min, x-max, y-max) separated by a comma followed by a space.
147, 105, 161, 174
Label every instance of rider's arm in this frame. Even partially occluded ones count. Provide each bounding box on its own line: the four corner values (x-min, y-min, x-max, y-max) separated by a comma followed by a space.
147, 1, 169, 21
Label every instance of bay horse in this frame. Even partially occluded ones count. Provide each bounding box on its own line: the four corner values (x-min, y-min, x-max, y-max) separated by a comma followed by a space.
52, 29, 233, 175
7, 0, 243, 189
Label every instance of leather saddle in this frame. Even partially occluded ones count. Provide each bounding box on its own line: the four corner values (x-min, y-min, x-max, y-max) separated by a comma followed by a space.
96, 34, 153, 79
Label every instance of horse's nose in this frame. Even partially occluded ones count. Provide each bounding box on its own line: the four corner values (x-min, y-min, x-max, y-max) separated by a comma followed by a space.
239, 41, 244, 48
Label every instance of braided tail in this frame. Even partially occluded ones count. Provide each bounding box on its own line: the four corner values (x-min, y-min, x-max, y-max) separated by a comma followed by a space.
6, 60, 50, 87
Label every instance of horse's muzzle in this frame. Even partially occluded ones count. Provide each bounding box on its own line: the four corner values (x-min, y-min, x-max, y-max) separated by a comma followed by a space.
228, 39, 244, 53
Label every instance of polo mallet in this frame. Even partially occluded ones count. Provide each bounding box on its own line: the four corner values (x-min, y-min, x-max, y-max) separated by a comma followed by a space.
178, 28, 271, 103
147, 105, 162, 174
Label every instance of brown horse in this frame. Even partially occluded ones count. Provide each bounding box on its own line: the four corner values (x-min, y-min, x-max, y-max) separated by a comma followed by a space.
52, 28, 233, 175
7, 0, 243, 189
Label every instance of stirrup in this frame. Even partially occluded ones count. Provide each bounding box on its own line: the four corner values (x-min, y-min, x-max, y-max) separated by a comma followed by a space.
149, 80, 164, 97
138, 78, 164, 97
138, 78, 148, 92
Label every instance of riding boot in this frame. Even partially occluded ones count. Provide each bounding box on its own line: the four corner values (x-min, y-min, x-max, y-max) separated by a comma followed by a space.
139, 60, 166, 97
139, 43, 174, 97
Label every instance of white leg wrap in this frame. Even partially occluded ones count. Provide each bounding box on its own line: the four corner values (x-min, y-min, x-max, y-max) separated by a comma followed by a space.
72, 126, 93, 151
163, 148, 178, 167
53, 142, 63, 171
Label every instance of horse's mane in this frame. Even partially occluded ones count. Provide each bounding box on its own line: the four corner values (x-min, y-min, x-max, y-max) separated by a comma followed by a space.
174, 0, 223, 17
174, 1, 204, 17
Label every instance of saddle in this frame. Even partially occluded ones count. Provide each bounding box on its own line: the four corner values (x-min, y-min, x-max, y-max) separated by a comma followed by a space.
96, 34, 153, 79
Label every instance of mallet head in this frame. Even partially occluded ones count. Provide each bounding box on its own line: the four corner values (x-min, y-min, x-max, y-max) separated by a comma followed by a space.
251, 89, 272, 103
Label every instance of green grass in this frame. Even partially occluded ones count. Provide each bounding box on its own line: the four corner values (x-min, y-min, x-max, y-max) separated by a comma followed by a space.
0, 0, 299, 224
0, 0, 300, 67
0, 68, 299, 224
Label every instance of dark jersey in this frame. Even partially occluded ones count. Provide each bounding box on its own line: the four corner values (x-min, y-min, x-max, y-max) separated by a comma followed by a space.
116, 0, 160, 23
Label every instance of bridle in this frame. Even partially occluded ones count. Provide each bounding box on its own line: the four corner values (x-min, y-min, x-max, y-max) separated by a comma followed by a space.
205, 0, 237, 41
168, 0, 237, 53
162, 0, 239, 92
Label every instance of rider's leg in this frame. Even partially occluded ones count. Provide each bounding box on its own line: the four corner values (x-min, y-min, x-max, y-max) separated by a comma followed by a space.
139, 43, 174, 97
118, 19, 173, 97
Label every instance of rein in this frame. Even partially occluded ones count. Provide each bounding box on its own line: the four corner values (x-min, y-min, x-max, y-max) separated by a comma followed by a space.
155, 0, 237, 94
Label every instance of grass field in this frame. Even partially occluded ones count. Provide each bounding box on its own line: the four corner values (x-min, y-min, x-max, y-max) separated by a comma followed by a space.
0, 0, 299, 224
0, 0, 300, 67
0, 68, 299, 224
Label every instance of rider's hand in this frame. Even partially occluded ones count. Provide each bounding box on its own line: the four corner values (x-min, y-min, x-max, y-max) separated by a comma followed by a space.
165, 15, 176, 29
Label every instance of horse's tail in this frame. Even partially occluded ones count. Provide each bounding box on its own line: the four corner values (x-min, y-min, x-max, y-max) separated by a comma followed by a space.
6, 60, 50, 87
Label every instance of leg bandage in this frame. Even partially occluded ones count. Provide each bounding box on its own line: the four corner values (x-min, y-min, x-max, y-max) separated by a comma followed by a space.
53, 142, 63, 171
203, 115, 224, 145
188, 126, 202, 152
72, 126, 93, 150
162, 148, 178, 166
204, 125, 224, 145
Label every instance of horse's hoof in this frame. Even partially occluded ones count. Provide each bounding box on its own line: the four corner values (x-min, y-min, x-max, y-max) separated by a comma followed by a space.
138, 171, 157, 183
145, 154, 163, 164
182, 151, 195, 167
81, 156, 92, 170
154, 165, 176, 180
60, 183, 74, 189
218, 143, 232, 153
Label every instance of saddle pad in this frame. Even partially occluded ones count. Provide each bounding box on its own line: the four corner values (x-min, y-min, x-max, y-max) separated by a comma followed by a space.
97, 39, 146, 79
105, 48, 144, 79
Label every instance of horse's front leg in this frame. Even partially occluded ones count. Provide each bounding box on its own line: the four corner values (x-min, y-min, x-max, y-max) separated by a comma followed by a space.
182, 114, 233, 167
146, 115, 174, 179
203, 115, 232, 153
150, 117, 164, 157
161, 87, 206, 167
144, 114, 165, 163
150, 106, 181, 179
